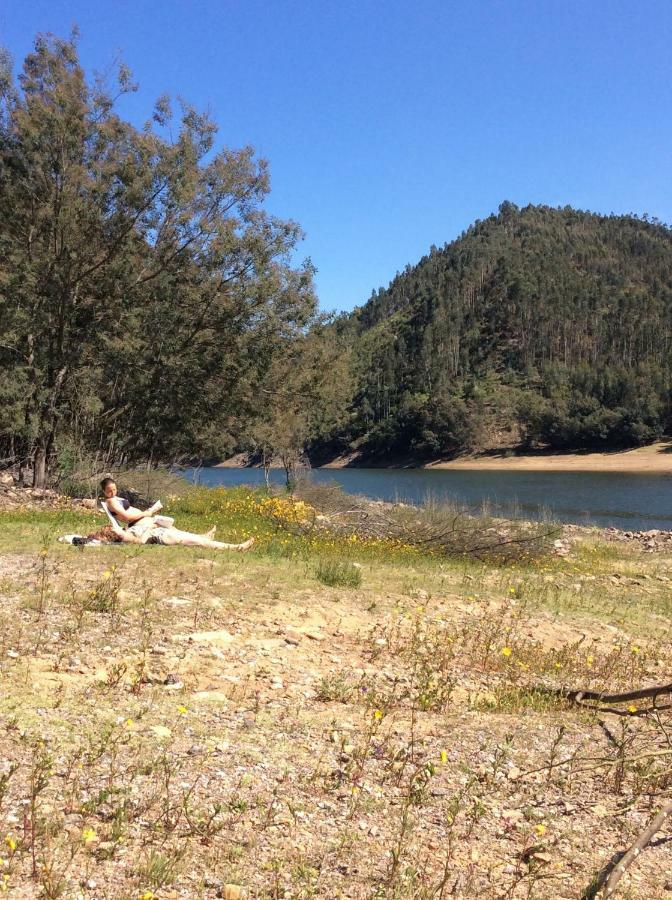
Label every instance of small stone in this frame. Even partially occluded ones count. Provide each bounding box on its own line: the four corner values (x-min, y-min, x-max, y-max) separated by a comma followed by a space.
502, 809, 523, 822
187, 745, 207, 756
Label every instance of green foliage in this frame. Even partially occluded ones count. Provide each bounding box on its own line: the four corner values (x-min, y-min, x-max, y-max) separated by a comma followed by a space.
0, 32, 315, 483
330, 202, 672, 459
248, 319, 355, 484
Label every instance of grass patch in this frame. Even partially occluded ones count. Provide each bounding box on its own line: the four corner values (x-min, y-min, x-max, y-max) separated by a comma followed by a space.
471, 686, 569, 714
315, 558, 363, 588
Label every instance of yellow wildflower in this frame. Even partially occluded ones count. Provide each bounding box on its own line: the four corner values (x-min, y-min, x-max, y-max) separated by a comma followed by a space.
102, 570, 112, 580
81, 827, 97, 844
627, 704, 637, 714
501, 647, 512, 657
631, 645, 641, 655
373, 709, 383, 720
440, 749, 448, 764
534, 823, 547, 837
177, 705, 188, 715
4, 837, 15, 853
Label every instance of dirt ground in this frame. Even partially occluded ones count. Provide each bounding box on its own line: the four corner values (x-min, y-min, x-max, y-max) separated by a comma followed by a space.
1, 517, 672, 898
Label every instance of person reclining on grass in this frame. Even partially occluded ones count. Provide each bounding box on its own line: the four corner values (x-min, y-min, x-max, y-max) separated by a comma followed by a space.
99, 477, 254, 551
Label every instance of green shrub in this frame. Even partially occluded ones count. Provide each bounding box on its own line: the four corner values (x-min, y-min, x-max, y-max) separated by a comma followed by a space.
315, 558, 362, 588
315, 673, 356, 702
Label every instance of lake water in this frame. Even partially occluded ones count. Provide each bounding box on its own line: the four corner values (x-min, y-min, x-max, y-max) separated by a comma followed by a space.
179, 467, 672, 532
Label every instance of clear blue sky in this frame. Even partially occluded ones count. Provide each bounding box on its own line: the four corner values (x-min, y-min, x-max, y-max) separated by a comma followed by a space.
2, 0, 671, 312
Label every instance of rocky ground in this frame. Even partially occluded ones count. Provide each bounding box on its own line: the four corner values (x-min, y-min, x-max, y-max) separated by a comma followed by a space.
1, 477, 672, 898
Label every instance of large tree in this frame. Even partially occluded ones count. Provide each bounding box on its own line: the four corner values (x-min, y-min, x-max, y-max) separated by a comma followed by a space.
0, 32, 315, 485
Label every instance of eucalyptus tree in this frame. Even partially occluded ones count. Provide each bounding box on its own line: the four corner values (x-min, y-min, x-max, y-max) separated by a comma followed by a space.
0, 32, 315, 484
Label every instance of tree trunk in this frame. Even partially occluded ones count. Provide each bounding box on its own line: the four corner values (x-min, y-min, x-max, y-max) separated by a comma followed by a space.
262, 448, 272, 490
282, 454, 296, 492
32, 443, 48, 489
32, 430, 55, 489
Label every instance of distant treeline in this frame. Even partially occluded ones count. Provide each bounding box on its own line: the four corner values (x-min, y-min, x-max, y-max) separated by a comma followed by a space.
313, 203, 672, 462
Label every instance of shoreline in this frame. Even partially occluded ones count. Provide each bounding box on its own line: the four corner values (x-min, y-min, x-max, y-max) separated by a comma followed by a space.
423, 441, 672, 473
216, 442, 672, 474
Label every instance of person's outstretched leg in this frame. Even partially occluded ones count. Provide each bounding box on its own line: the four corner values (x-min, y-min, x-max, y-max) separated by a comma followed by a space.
160, 529, 254, 551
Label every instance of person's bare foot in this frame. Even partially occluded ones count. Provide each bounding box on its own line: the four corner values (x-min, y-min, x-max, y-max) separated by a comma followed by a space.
237, 537, 255, 552
205, 526, 217, 539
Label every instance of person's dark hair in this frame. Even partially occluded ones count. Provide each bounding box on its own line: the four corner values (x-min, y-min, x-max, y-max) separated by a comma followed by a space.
100, 477, 115, 493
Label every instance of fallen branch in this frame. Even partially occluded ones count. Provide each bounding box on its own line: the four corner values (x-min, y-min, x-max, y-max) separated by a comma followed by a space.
603, 799, 672, 896
560, 682, 672, 705
532, 681, 672, 713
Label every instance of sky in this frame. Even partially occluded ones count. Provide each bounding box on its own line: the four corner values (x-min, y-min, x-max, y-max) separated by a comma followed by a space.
1, 0, 671, 312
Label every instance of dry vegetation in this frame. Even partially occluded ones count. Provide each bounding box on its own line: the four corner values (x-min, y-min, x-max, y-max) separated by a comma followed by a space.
1, 487, 672, 898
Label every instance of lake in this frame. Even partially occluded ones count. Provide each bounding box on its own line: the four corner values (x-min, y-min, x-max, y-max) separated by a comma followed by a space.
179, 467, 672, 532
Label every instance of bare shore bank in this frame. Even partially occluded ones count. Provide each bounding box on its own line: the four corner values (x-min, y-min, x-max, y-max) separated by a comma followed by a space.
217, 442, 672, 473
423, 441, 672, 473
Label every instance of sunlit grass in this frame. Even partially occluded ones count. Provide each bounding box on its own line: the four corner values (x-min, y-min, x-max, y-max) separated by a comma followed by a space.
1, 487, 672, 897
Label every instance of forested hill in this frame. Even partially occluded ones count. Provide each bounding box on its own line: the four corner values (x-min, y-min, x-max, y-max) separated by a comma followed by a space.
326, 203, 672, 460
